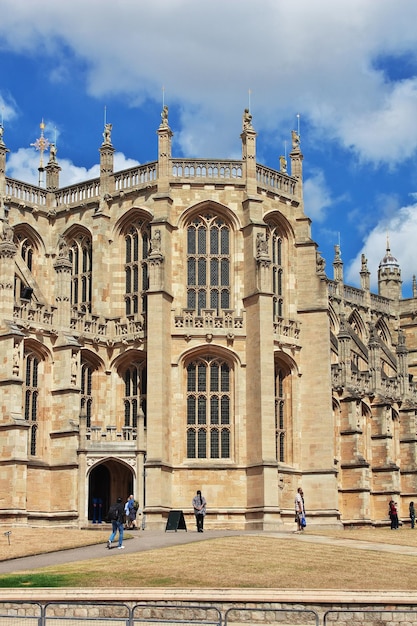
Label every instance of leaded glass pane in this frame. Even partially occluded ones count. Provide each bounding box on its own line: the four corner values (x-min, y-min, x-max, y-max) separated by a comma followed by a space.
197, 363, 206, 391
32, 391, 38, 421
210, 227, 218, 254
221, 429, 230, 458
277, 238, 282, 265
211, 428, 219, 458
188, 258, 196, 285
197, 258, 206, 285
187, 289, 196, 310
210, 362, 219, 391
197, 429, 206, 458
220, 289, 229, 309
124, 399, 130, 427
25, 390, 30, 420
220, 227, 229, 254
197, 396, 206, 424
187, 396, 196, 424
126, 266, 131, 292
30, 424, 37, 455
133, 233, 139, 262
279, 432, 285, 462
221, 396, 229, 424
210, 395, 219, 424
125, 370, 131, 396
187, 363, 196, 391
220, 363, 229, 391
126, 236, 132, 263
279, 400, 284, 430
210, 289, 219, 311
210, 258, 218, 285
133, 266, 139, 291
220, 259, 229, 286
132, 399, 138, 428
33, 359, 38, 387
198, 289, 206, 313
187, 429, 196, 458
197, 226, 206, 254
187, 226, 196, 254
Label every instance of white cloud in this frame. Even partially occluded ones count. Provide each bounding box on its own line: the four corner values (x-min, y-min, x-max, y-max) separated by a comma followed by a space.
346, 196, 417, 292
6, 147, 139, 187
0, 0, 417, 163
303, 169, 334, 222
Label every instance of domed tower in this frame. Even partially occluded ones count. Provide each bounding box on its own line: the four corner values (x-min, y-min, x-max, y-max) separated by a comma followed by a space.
378, 238, 402, 301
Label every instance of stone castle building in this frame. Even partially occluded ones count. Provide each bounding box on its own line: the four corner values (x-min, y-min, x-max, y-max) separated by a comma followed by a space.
0, 108, 416, 529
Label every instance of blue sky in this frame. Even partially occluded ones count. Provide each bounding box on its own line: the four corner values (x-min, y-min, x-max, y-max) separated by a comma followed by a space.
1, 0, 417, 297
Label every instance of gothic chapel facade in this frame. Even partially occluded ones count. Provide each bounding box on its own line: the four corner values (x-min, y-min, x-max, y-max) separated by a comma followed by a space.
0, 109, 417, 529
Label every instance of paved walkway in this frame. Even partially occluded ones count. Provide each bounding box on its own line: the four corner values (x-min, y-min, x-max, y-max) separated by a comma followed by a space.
1, 528, 417, 575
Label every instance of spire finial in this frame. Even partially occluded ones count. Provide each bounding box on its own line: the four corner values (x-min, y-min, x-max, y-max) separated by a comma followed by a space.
31, 119, 50, 187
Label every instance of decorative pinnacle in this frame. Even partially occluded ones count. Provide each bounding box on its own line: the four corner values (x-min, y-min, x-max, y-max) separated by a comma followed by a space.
31, 119, 50, 186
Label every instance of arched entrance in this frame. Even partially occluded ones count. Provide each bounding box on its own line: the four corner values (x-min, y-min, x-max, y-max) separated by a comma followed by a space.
88, 459, 134, 522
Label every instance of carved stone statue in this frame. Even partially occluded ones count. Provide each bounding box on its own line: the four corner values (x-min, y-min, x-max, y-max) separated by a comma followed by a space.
360, 253, 368, 272
1, 219, 14, 242
316, 250, 326, 274
291, 129, 300, 150
103, 123, 112, 145
0, 125, 4, 145
58, 235, 69, 258
49, 143, 57, 163
151, 229, 161, 253
256, 232, 269, 259
279, 155, 287, 173
160, 105, 169, 127
242, 108, 253, 131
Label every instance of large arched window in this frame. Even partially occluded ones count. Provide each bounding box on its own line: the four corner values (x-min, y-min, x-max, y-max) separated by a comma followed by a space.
23, 351, 39, 456
14, 231, 37, 301
274, 362, 291, 463
125, 222, 150, 316
81, 362, 93, 428
187, 215, 230, 315
186, 356, 231, 459
269, 225, 283, 319
123, 362, 147, 431
68, 233, 92, 312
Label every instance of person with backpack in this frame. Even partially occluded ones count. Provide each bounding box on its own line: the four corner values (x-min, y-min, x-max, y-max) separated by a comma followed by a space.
107, 497, 125, 549
192, 489, 207, 533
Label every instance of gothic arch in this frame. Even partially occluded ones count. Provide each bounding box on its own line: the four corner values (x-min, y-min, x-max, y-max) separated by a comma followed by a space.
263, 210, 295, 240
13, 223, 45, 255
375, 317, 392, 347
348, 309, 367, 342
177, 200, 241, 231
176, 343, 241, 369
113, 207, 153, 238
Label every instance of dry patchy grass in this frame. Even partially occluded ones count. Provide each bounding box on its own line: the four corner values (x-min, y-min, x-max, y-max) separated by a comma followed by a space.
1, 527, 417, 590
0, 527, 107, 561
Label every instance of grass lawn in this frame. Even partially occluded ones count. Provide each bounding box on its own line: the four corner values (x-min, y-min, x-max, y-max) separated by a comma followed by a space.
1, 526, 417, 589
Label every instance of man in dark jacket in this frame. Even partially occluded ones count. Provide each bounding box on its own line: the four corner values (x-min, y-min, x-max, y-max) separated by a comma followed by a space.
107, 497, 125, 549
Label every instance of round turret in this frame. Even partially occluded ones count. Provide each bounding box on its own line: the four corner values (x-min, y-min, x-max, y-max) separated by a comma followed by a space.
378, 240, 402, 301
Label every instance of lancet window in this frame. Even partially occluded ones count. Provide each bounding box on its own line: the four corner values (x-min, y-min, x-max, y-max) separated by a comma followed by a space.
186, 356, 231, 459
69, 234, 92, 312
186, 215, 230, 315
125, 222, 150, 316
123, 362, 147, 431
23, 351, 39, 456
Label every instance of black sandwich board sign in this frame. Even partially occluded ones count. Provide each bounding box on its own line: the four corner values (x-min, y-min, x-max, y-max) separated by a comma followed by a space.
165, 510, 187, 532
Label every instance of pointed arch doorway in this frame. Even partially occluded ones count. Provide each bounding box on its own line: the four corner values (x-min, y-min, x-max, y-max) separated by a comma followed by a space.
88, 459, 134, 522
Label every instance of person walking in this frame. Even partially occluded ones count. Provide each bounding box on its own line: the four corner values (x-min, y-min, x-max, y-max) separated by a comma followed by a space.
107, 497, 125, 549
294, 487, 305, 532
410, 501, 415, 529
192, 490, 207, 532
125, 494, 137, 529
